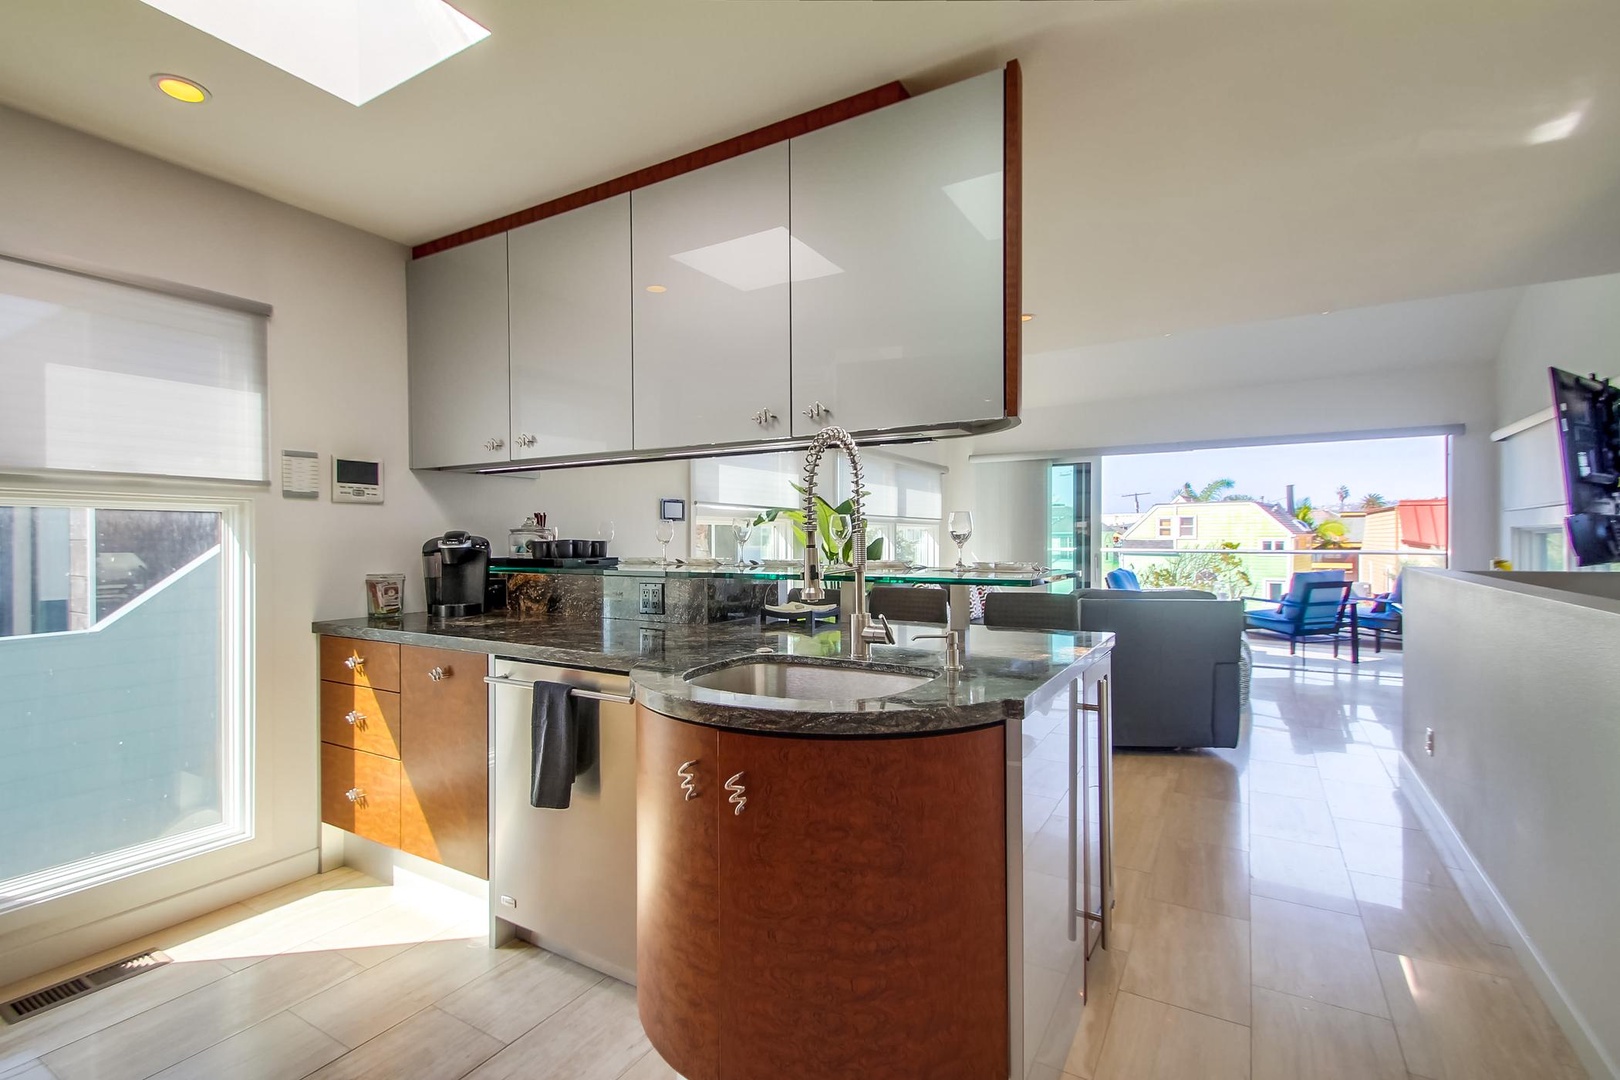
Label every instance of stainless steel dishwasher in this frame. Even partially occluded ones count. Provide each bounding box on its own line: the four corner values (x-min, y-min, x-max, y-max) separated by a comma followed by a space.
486, 659, 637, 983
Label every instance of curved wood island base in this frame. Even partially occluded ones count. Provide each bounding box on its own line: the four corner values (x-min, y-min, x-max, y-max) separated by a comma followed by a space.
636, 704, 1009, 1080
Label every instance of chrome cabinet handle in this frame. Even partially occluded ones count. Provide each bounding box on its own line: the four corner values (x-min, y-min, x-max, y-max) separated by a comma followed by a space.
345, 787, 365, 803
802, 401, 829, 421
751, 408, 776, 427
427, 666, 449, 682
677, 759, 699, 801
344, 710, 365, 727
725, 771, 747, 816
484, 437, 506, 452
516, 433, 536, 449
344, 654, 364, 671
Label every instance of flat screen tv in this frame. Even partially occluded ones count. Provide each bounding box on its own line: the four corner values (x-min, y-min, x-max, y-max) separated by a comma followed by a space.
1549, 366, 1620, 566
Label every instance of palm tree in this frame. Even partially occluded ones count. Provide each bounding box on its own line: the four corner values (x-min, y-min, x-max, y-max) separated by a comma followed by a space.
1174, 478, 1237, 502
1335, 485, 1351, 509
1294, 499, 1349, 549
1360, 493, 1389, 510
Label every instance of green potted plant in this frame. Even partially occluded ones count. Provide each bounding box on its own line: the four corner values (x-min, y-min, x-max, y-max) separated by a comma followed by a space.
751, 485, 884, 565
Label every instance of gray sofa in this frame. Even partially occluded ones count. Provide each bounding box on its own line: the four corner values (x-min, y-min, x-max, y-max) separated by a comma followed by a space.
1072, 589, 1243, 749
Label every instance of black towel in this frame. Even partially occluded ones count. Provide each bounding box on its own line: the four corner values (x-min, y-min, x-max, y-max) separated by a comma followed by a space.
530, 681, 599, 809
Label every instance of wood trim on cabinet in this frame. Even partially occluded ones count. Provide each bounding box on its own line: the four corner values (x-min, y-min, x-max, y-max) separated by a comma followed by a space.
399, 646, 490, 879
412, 81, 909, 259
1003, 58, 1023, 419
319, 681, 402, 759
319, 636, 400, 693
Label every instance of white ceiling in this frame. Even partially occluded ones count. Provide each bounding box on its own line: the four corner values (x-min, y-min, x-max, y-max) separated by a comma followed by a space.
1, 0, 1618, 352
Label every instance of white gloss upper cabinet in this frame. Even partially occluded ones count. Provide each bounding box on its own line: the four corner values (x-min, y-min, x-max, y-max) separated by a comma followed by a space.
509, 195, 633, 459
407, 233, 511, 468
631, 144, 791, 450
790, 70, 1006, 438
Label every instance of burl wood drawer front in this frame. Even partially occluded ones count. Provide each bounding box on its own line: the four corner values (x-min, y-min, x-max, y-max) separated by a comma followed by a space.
321, 743, 402, 849
319, 636, 401, 693
319, 681, 402, 759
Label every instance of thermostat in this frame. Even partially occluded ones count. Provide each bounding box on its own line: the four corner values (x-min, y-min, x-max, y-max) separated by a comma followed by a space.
332, 458, 384, 504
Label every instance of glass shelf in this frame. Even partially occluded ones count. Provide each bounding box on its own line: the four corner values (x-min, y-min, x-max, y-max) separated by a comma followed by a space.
489, 561, 1076, 589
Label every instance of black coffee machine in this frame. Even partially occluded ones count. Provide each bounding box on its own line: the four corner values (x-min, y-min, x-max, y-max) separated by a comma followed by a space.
422, 531, 491, 617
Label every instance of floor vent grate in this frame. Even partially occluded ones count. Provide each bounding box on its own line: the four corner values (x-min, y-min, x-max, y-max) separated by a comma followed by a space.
0, 950, 172, 1024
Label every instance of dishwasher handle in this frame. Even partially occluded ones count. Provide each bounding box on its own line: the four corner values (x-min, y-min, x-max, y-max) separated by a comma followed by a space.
483, 675, 634, 705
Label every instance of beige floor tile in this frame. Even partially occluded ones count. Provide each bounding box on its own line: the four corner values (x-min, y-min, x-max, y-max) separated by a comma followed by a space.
618, 1050, 683, 1080
1172, 754, 1248, 803
43, 950, 362, 1080
239, 868, 375, 913
305, 1006, 504, 1080
175, 882, 400, 970
1313, 750, 1398, 788
1441, 864, 1515, 948
147, 1010, 346, 1080
464, 980, 649, 1080
0, 960, 235, 1073
1, 1063, 59, 1080
1146, 838, 1250, 919
294, 899, 484, 969
1059, 947, 1128, 1079
1239, 726, 1321, 766
1251, 986, 1405, 1080
1109, 867, 1148, 953
1352, 875, 1514, 979
1250, 896, 1387, 1017
1334, 820, 1452, 888
1249, 835, 1359, 915
1112, 809, 1165, 874
1373, 952, 1585, 1080
1162, 792, 1250, 852
1249, 792, 1339, 848
1113, 765, 1177, 821
1119, 900, 1251, 1025
1092, 992, 1250, 1080
1248, 759, 1327, 801
291, 938, 517, 1049
438, 944, 604, 1043
1321, 779, 1424, 831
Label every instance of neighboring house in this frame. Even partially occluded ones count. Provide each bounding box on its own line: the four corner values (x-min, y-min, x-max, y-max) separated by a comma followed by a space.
1360, 498, 1449, 594
1112, 498, 1310, 598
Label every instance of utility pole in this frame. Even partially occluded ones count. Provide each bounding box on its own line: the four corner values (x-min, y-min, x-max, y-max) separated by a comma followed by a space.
1121, 492, 1151, 513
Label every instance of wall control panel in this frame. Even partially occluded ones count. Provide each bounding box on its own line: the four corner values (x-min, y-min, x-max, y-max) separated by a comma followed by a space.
332, 458, 384, 504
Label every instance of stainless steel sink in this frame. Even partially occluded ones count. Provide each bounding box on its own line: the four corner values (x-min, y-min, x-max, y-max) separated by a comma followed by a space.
684, 657, 935, 701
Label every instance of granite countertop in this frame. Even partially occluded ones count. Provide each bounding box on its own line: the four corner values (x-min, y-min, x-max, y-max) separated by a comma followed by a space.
312, 610, 1113, 737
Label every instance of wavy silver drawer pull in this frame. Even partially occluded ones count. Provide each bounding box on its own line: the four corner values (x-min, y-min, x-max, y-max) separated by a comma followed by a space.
344, 710, 364, 727
725, 771, 747, 816
677, 760, 699, 800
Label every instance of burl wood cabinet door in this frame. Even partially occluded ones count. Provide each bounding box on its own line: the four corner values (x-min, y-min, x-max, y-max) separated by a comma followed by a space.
399, 646, 489, 879
715, 726, 1009, 1080
636, 706, 721, 1080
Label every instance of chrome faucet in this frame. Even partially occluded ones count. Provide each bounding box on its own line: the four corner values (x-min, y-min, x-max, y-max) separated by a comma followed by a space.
798, 426, 894, 660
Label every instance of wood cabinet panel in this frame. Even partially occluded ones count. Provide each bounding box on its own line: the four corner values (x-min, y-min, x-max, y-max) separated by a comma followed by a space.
715, 725, 1009, 1080
399, 646, 489, 879
319, 681, 401, 759
319, 636, 400, 693
321, 744, 401, 849
635, 706, 721, 1080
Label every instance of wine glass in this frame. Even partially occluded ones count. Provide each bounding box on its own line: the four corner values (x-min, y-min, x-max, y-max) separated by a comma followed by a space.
655, 520, 675, 566
948, 510, 974, 571
826, 513, 853, 567
731, 520, 755, 565
596, 520, 616, 544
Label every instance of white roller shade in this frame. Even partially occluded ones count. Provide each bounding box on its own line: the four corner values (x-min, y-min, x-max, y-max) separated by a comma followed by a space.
692, 448, 943, 518
0, 256, 269, 483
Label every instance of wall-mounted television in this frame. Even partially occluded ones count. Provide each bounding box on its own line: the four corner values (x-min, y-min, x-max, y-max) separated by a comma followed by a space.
1549, 366, 1620, 566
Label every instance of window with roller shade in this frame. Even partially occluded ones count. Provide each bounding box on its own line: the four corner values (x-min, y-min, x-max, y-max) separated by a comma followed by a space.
690, 449, 944, 564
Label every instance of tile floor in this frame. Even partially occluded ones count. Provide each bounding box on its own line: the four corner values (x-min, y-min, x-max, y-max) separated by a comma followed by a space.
0, 646, 1588, 1080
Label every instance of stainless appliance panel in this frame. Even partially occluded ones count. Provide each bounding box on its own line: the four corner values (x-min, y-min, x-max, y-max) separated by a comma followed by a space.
490, 659, 637, 983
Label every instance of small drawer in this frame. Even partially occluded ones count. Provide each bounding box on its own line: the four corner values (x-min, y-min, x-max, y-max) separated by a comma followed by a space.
321, 743, 401, 848
320, 636, 400, 692
320, 681, 402, 759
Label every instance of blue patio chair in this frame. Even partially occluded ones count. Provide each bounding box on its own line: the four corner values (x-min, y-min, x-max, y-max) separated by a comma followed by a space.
1354, 572, 1403, 652
1105, 568, 1142, 590
1243, 570, 1354, 659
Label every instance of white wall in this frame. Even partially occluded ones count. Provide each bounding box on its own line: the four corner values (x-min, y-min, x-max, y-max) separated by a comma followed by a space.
966, 460, 1050, 564
0, 105, 452, 983
1495, 272, 1620, 426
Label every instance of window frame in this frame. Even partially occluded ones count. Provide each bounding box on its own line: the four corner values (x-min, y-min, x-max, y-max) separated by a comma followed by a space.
0, 484, 255, 914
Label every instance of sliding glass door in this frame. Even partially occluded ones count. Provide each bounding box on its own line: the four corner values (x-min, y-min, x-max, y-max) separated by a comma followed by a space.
1049, 462, 1095, 591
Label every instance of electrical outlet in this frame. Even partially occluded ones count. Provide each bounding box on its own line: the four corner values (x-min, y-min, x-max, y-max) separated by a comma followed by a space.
639, 581, 665, 615
1424, 727, 1435, 756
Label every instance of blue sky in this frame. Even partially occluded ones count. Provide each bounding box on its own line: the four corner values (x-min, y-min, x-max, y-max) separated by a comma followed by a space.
1099, 435, 1448, 514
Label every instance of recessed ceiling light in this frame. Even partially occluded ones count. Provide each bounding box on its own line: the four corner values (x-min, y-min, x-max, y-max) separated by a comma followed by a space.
1020, 313, 1034, 322
137, 0, 490, 106
645, 285, 667, 293
151, 74, 209, 103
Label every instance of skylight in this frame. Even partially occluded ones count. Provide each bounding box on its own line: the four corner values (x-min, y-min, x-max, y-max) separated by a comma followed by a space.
137, 0, 491, 106
670, 228, 843, 292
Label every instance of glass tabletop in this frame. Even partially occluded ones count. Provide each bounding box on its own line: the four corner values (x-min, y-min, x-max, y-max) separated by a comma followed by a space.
488, 561, 1076, 588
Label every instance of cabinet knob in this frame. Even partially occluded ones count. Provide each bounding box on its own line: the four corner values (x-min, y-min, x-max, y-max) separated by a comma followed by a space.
427, 666, 449, 682
345, 787, 366, 804
484, 437, 506, 452
516, 433, 536, 449
344, 710, 365, 727
344, 654, 364, 672
751, 408, 776, 427
725, 771, 747, 816
802, 401, 829, 422
677, 759, 699, 801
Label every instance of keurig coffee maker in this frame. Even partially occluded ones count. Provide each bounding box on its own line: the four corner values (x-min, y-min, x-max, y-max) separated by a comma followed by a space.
422, 531, 491, 617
